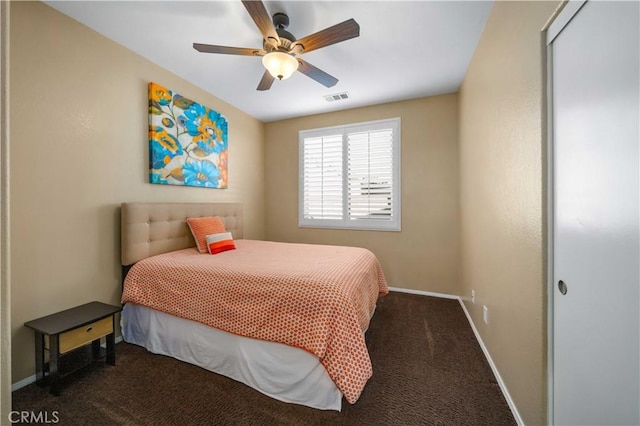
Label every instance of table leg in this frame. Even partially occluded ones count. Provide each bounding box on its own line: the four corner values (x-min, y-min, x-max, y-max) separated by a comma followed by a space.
34, 333, 45, 387
106, 331, 116, 366
49, 335, 60, 396
91, 339, 101, 360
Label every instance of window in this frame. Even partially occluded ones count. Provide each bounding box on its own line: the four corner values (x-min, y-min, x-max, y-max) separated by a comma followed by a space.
299, 117, 401, 231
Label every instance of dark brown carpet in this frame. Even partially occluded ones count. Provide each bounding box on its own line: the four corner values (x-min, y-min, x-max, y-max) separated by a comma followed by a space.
12, 292, 516, 425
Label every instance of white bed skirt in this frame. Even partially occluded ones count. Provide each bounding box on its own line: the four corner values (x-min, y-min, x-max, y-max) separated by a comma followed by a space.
121, 303, 343, 411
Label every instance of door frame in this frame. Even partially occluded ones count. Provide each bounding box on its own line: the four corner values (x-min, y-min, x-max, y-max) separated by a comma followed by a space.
545, 1, 587, 425
0, 0, 10, 421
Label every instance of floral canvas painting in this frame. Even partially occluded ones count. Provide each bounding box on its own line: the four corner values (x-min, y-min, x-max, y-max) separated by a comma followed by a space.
149, 82, 228, 188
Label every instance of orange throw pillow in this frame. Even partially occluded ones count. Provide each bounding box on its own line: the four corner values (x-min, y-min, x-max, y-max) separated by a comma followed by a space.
186, 216, 226, 253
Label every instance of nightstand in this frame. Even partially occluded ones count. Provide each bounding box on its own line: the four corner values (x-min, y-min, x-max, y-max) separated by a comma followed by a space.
24, 301, 122, 395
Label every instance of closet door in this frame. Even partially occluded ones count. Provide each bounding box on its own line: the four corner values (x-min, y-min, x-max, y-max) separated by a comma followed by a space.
551, 1, 639, 424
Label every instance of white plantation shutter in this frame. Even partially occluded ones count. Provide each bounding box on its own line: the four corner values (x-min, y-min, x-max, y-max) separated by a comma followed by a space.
347, 128, 394, 221
302, 134, 343, 220
299, 118, 400, 231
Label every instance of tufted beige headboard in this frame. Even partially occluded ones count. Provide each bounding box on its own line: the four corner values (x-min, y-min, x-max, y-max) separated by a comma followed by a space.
121, 202, 243, 266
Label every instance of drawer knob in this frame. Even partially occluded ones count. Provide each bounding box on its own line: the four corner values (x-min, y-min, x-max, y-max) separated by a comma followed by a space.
86, 326, 93, 332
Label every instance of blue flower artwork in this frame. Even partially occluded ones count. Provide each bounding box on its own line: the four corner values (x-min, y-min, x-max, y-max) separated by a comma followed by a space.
148, 82, 228, 188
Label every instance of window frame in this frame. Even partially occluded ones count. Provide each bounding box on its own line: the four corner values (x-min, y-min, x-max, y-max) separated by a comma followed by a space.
298, 117, 401, 231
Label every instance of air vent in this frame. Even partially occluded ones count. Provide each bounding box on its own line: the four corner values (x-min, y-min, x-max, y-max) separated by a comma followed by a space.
324, 92, 350, 102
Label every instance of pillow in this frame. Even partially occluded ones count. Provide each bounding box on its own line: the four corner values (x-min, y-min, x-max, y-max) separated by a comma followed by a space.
186, 216, 226, 253
206, 232, 236, 255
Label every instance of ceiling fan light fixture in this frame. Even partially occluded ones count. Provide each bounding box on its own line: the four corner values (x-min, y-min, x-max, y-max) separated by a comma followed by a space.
262, 51, 299, 80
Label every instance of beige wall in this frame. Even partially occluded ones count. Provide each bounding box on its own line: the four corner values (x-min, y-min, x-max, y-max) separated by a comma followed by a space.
264, 95, 460, 294
459, 1, 557, 424
9, 1, 265, 383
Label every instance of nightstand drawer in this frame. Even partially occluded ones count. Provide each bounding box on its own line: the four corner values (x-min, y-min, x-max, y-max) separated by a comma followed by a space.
46, 317, 113, 354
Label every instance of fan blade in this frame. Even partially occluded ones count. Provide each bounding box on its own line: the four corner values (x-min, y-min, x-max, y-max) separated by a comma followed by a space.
291, 19, 359, 54
241, 0, 280, 48
193, 43, 265, 56
297, 59, 338, 88
257, 70, 275, 91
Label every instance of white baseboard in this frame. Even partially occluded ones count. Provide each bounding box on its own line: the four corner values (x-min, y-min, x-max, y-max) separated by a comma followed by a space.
388, 286, 458, 300
11, 375, 35, 392
11, 336, 124, 392
458, 298, 524, 426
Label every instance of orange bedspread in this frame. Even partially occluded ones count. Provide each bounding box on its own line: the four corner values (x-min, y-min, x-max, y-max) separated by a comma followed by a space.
122, 239, 388, 404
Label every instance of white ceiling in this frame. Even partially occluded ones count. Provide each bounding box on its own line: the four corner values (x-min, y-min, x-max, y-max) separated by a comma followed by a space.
44, 1, 493, 122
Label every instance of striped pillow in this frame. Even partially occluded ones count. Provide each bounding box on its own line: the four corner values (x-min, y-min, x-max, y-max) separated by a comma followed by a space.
186, 216, 226, 253
206, 232, 236, 255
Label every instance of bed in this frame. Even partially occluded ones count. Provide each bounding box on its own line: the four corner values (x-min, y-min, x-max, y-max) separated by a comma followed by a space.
120, 202, 388, 411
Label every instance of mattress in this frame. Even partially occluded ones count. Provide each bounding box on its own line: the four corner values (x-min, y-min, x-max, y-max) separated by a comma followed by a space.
121, 303, 342, 410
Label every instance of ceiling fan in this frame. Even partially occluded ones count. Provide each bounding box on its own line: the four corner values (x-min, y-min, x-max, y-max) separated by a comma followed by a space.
193, 0, 360, 91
